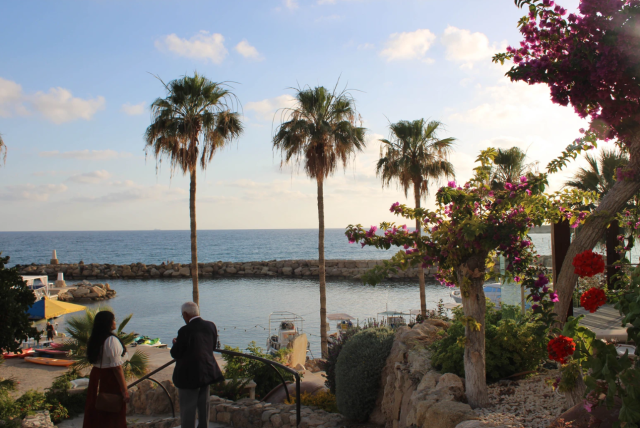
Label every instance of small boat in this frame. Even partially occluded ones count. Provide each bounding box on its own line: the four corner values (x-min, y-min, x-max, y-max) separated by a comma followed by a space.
25, 357, 74, 367
327, 313, 355, 332
266, 311, 305, 355
2, 348, 35, 359
37, 348, 69, 357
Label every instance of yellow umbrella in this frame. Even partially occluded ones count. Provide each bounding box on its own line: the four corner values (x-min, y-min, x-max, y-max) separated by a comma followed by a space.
27, 297, 86, 319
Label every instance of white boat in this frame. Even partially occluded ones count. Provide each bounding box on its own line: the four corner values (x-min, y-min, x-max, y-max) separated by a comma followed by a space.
450, 283, 502, 305
266, 311, 305, 354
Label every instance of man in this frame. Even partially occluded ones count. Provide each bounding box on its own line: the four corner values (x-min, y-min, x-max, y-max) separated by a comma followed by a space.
171, 302, 224, 428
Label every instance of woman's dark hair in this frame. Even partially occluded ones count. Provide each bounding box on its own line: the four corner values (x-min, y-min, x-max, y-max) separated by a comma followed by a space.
86, 310, 126, 364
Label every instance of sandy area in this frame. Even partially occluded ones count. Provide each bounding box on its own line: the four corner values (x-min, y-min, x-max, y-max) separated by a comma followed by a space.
1, 344, 225, 397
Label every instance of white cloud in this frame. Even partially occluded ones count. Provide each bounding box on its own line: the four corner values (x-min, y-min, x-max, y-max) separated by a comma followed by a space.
380, 29, 436, 62
67, 170, 112, 184
121, 102, 146, 116
234, 40, 263, 60
0, 184, 67, 201
441, 26, 505, 69
216, 179, 313, 201
284, 0, 299, 10
448, 81, 585, 129
245, 94, 297, 122
31, 88, 105, 124
0, 77, 27, 117
155, 31, 228, 64
358, 43, 375, 50
39, 150, 133, 161
72, 183, 186, 204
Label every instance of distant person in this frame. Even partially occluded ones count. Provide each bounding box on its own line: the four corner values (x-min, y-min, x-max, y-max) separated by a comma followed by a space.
171, 302, 223, 428
45, 322, 54, 341
83, 311, 129, 428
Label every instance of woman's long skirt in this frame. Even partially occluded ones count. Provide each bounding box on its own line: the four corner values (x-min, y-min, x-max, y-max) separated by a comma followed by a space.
83, 366, 127, 428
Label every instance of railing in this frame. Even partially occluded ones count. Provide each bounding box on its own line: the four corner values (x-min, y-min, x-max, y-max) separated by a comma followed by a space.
126, 349, 301, 426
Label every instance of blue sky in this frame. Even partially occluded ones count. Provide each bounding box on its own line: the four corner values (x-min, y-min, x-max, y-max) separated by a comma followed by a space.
0, 0, 603, 231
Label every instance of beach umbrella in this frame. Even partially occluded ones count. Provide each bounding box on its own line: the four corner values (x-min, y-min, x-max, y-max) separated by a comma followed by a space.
27, 297, 86, 320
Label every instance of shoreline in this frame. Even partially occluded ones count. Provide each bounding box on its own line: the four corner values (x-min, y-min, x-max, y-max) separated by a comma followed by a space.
16, 256, 554, 281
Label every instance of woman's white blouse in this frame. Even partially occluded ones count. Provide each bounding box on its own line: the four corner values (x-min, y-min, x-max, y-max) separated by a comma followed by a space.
94, 336, 126, 368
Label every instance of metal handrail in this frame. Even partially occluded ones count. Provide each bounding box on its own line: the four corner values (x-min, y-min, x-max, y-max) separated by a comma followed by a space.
126, 349, 301, 426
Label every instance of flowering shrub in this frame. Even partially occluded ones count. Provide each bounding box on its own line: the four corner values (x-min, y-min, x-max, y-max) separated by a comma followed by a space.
579, 288, 607, 313
572, 250, 605, 278
547, 335, 576, 364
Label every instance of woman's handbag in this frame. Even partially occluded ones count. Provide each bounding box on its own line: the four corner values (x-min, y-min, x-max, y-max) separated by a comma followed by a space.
95, 338, 123, 413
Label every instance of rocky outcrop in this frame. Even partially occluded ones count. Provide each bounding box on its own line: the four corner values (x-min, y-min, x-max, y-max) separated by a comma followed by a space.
21, 411, 54, 428
370, 320, 478, 428
15, 255, 554, 281
56, 281, 116, 302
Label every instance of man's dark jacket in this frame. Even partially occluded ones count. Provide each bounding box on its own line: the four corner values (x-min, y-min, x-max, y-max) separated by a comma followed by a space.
170, 317, 224, 389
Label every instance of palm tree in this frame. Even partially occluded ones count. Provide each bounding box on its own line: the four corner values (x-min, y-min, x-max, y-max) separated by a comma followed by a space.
490, 147, 533, 190
273, 85, 366, 357
62, 307, 149, 379
376, 119, 455, 317
566, 148, 630, 288
0, 133, 6, 165
145, 73, 243, 306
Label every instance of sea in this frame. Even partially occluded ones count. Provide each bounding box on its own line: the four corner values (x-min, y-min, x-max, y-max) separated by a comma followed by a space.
0, 228, 612, 356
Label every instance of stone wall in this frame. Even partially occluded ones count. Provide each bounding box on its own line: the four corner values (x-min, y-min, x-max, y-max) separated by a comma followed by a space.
15, 255, 553, 282
127, 379, 344, 428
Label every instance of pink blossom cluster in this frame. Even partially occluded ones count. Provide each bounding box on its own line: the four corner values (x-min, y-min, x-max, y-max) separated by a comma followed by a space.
506, 0, 640, 142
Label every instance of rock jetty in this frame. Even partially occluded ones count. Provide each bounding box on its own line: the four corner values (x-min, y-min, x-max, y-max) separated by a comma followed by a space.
16, 256, 553, 281
57, 280, 116, 302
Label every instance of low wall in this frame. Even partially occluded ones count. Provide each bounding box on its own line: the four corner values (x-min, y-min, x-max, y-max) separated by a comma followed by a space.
15, 256, 553, 282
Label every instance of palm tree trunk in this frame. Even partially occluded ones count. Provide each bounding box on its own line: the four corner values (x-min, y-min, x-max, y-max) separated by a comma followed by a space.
414, 183, 427, 317
189, 167, 199, 306
606, 219, 620, 289
554, 140, 640, 323
317, 177, 328, 358
456, 252, 489, 408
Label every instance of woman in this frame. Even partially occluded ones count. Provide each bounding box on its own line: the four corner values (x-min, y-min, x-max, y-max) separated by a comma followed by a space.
45, 322, 54, 341
83, 311, 129, 428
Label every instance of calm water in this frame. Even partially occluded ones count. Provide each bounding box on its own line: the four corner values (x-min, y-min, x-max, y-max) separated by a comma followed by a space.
35, 277, 452, 357
0, 229, 555, 267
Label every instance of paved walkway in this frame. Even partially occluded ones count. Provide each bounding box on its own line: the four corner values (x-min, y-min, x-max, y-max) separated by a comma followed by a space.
57, 414, 225, 427
575, 304, 628, 341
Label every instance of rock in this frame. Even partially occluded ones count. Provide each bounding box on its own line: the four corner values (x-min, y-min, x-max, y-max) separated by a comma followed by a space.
150, 268, 160, 277
282, 267, 293, 275
226, 267, 237, 274
163, 269, 174, 277
421, 401, 477, 428
21, 410, 54, 428
456, 421, 504, 428
178, 267, 190, 276
70, 287, 90, 297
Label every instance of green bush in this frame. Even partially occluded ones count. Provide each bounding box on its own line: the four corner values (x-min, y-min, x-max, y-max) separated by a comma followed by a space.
210, 378, 250, 401
321, 327, 362, 394
335, 327, 394, 421
222, 342, 294, 399
430, 303, 547, 382
0, 369, 86, 427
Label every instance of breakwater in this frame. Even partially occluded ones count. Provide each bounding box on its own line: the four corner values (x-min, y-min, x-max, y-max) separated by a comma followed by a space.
15, 255, 554, 281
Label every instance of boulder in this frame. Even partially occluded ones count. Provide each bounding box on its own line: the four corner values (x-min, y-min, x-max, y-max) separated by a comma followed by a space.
163, 269, 174, 277
420, 401, 477, 428
178, 267, 190, 276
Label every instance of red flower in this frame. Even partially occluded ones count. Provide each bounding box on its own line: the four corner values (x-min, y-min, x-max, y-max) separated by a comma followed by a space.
580, 287, 607, 313
547, 335, 576, 364
572, 250, 605, 278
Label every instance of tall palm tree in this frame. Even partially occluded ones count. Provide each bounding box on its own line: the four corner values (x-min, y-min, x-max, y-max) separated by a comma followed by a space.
62, 307, 149, 379
273, 85, 366, 357
490, 147, 533, 190
145, 73, 243, 305
566, 148, 630, 288
376, 119, 455, 317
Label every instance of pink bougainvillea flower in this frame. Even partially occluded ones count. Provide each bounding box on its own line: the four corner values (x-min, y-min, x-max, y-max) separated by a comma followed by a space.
447, 181, 456, 188
390, 202, 400, 213
520, 176, 528, 183
550, 292, 559, 302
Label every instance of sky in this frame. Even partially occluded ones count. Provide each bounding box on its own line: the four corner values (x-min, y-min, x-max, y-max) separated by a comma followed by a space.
0, 0, 608, 232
